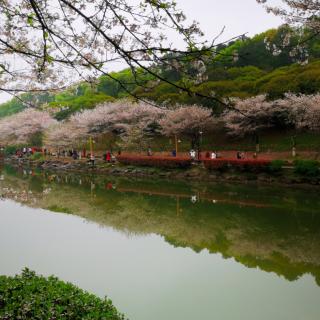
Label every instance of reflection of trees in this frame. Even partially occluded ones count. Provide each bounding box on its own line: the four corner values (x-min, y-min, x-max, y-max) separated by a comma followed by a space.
1, 166, 320, 286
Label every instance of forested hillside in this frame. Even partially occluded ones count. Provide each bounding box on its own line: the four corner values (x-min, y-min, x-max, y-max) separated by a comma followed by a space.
1, 24, 319, 120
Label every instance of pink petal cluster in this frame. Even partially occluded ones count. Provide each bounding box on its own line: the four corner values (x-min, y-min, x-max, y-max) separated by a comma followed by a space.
159, 105, 215, 137
222, 94, 320, 136
0, 109, 56, 145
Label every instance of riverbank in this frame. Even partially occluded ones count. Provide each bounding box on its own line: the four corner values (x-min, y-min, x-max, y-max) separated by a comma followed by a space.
3, 155, 320, 186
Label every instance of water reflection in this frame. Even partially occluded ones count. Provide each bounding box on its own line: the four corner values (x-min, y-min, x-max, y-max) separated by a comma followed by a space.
1, 164, 320, 287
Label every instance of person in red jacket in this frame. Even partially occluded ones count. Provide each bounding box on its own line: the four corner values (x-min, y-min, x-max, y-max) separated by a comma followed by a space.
106, 151, 111, 162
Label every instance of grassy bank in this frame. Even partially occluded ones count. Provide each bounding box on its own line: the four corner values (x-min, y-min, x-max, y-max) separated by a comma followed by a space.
0, 269, 125, 320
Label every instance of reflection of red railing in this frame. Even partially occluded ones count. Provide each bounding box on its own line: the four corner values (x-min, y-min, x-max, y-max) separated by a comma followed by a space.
117, 155, 192, 168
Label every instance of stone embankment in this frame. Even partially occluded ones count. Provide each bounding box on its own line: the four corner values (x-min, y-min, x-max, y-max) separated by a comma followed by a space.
3, 155, 320, 187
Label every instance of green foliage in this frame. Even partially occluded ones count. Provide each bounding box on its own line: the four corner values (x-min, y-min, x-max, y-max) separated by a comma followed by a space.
0, 268, 124, 320
97, 68, 153, 98
28, 131, 43, 147
0, 99, 25, 118
50, 92, 115, 120
47, 205, 73, 214
4, 145, 20, 155
0, 93, 55, 119
29, 152, 45, 161
236, 252, 311, 283
268, 160, 286, 173
134, 60, 320, 106
294, 160, 320, 177
228, 66, 266, 80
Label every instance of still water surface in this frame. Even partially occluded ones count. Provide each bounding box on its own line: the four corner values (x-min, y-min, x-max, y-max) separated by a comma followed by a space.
0, 165, 320, 320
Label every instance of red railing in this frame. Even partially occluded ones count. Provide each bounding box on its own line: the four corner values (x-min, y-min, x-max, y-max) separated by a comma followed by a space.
117, 154, 272, 169
203, 158, 271, 169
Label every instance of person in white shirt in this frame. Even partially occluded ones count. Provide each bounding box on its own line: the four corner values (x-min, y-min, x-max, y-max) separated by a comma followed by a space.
189, 149, 196, 159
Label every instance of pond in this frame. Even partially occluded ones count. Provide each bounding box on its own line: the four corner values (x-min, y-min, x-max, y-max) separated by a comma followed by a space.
0, 164, 320, 320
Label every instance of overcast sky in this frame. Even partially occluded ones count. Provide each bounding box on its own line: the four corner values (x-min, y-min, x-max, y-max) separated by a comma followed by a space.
174, 0, 283, 42
0, 0, 283, 104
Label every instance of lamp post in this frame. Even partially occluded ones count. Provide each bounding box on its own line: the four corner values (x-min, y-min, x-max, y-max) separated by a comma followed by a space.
255, 132, 260, 153
175, 135, 178, 156
89, 137, 95, 156
291, 135, 297, 157
198, 131, 203, 160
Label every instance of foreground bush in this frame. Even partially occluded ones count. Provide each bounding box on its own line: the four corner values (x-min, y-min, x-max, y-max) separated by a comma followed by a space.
268, 160, 286, 173
0, 269, 125, 320
294, 160, 320, 177
117, 155, 192, 168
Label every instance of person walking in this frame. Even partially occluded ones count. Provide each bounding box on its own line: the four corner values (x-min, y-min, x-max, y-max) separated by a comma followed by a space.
106, 151, 111, 162
90, 154, 95, 166
72, 150, 78, 160
189, 149, 196, 160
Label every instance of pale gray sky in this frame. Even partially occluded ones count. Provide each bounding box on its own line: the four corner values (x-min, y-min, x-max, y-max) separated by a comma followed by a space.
0, 0, 283, 104
174, 0, 283, 43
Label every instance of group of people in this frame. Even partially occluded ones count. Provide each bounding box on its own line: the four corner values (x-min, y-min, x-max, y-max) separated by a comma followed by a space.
16, 147, 38, 158
54, 148, 120, 166
57, 149, 85, 159
190, 150, 221, 160
13, 145, 252, 164
169, 149, 247, 160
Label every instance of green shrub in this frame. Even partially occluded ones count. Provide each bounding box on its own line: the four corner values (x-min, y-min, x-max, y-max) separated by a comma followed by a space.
268, 160, 286, 173
4, 145, 21, 156
0, 268, 124, 320
293, 160, 320, 177
30, 152, 45, 161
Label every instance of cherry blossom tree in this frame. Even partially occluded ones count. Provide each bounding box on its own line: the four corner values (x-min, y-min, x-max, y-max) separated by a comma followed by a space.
278, 93, 320, 131
70, 100, 165, 135
0, 0, 237, 108
257, 0, 320, 32
44, 122, 88, 148
222, 94, 320, 137
0, 109, 56, 145
43, 101, 217, 151
257, 0, 320, 64
159, 105, 215, 148
222, 95, 285, 137
44, 100, 165, 148
118, 126, 151, 152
